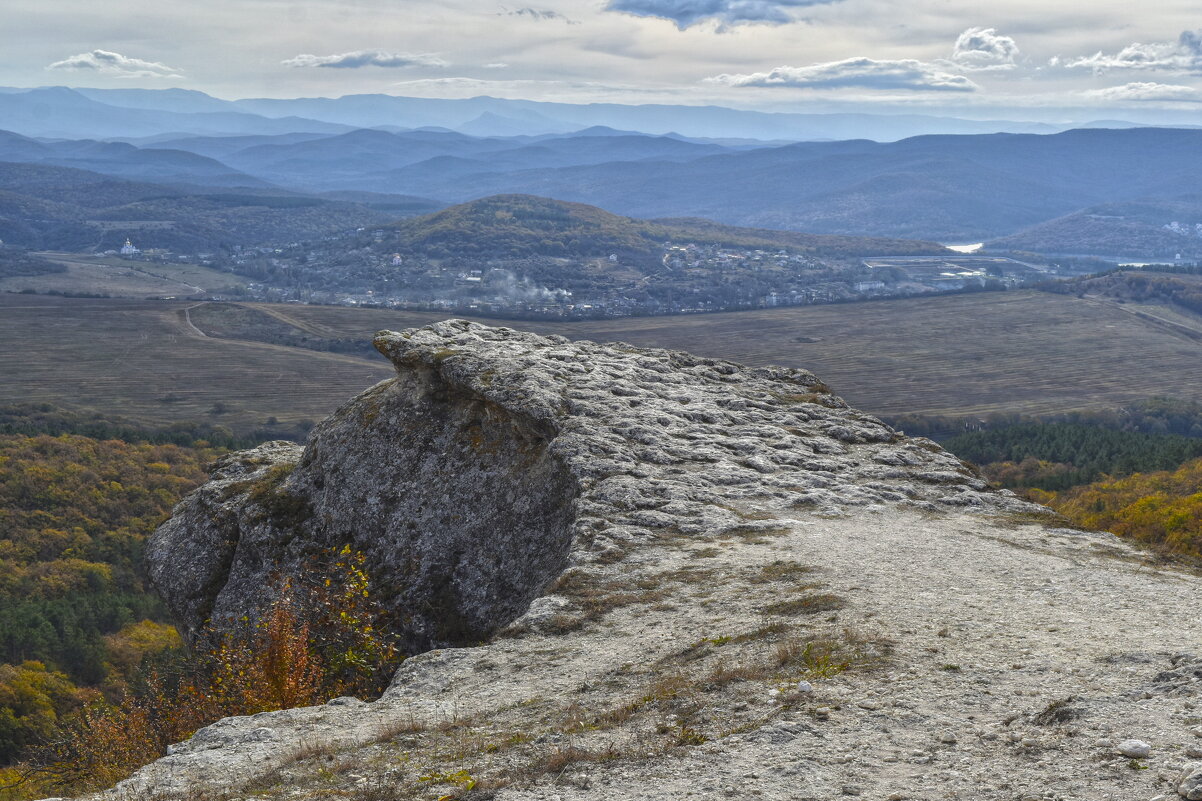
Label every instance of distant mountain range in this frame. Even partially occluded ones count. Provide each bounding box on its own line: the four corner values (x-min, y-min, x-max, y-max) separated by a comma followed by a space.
1, 86, 1201, 255
0, 85, 1158, 142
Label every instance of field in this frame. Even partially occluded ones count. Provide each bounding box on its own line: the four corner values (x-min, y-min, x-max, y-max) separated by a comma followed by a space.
0, 253, 244, 299
5, 289, 1202, 433
0, 294, 393, 432
260, 290, 1202, 418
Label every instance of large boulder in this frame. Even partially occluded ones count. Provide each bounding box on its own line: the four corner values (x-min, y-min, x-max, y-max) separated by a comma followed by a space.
147, 320, 1023, 650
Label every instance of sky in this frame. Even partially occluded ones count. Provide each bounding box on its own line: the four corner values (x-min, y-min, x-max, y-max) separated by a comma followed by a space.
6, 0, 1202, 120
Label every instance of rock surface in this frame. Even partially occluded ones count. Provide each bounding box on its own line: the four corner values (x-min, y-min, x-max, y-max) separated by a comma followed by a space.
87, 320, 1202, 801
147, 319, 1022, 649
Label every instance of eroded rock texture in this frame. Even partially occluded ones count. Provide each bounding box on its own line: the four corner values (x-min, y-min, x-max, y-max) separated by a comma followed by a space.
148, 320, 1026, 649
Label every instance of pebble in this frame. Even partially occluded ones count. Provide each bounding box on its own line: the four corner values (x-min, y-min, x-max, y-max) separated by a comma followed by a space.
797, 681, 813, 693
1116, 739, 1152, 759
939, 732, 958, 745
1189, 746, 1202, 759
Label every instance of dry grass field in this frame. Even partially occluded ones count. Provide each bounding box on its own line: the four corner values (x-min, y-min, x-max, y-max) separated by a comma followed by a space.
0, 294, 393, 432
261, 290, 1202, 418
0, 253, 244, 299
4, 289, 1202, 432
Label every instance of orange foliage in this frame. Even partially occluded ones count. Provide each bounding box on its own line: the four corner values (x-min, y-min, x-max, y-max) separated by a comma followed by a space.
1037, 456, 1202, 557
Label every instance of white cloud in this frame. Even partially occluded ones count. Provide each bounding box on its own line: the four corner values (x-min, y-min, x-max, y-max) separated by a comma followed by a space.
1081, 81, 1200, 102
1061, 29, 1202, 74
950, 27, 1019, 71
707, 57, 978, 92
604, 0, 841, 30
46, 49, 180, 78
282, 50, 447, 69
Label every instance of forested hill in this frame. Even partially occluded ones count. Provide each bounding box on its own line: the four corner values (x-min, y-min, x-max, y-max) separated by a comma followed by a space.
0, 161, 391, 253
387, 194, 948, 266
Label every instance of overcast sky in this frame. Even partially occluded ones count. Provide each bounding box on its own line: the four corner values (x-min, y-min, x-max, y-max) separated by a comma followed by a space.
6, 0, 1202, 119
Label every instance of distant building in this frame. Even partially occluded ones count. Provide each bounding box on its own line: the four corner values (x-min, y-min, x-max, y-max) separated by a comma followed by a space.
120, 239, 140, 256
854, 281, 886, 292
391, 254, 404, 266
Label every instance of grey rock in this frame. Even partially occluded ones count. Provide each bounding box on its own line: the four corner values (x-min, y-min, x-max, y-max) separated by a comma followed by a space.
1179, 764, 1202, 800
148, 320, 1033, 650
1117, 739, 1152, 759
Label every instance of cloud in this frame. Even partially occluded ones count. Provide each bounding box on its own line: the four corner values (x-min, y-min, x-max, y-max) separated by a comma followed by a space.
1061, 29, 1202, 74
282, 50, 447, 69
501, 7, 578, 23
1081, 81, 1200, 102
604, 0, 841, 30
950, 27, 1019, 71
707, 57, 979, 92
46, 49, 180, 78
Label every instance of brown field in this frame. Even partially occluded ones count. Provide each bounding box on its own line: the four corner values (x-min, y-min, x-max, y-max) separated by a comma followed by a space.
0, 294, 393, 432
0, 253, 245, 299
258, 290, 1202, 418
4, 289, 1202, 432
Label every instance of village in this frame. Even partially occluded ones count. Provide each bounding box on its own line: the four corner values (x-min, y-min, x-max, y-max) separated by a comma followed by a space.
105, 234, 1076, 319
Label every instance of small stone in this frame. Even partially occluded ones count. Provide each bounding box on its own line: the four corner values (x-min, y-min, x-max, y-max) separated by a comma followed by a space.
1187, 746, 1202, 759
1094, 738, 1113, 749
1020, 737, 1039, 748
841, 785, 863, 796
1116, 739, 1152, 759
939, 732, 958, 745
797, 680, 813, 693
886, 794, 907, 801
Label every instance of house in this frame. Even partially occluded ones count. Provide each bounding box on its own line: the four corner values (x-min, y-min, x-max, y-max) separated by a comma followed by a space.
120, 239, 140, 256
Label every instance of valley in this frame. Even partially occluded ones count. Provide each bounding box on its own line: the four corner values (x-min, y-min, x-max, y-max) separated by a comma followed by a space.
7, 286, 1202, 432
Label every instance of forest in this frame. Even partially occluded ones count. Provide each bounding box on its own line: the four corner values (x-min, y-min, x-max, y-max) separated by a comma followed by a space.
0, 412, 398, 798
933, 401, 1202, 559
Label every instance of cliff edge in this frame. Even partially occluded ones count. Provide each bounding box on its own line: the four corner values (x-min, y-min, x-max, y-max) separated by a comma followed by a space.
147, 319, 1018, 650
95, 320, 1202, 801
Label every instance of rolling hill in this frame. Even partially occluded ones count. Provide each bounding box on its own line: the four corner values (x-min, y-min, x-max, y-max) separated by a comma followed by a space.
386, 194, 949, 264
0, 161, 391, 252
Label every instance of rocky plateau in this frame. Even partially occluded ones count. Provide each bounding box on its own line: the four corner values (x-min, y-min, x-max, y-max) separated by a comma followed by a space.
53, 320, 1202, 801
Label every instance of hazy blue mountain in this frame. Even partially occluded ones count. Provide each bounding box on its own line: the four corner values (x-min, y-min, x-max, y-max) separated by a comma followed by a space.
143, 132, 335, 159
0, 87, 353, 139
203, 128, 732, 193
991, 198, 1202, 258
72, 87, 240, 114
365, 127, 1202, 241
0, 127, 268, 187
0, 86, 1144, 142
0, 161, 390, 251
233, 93, 1065, 141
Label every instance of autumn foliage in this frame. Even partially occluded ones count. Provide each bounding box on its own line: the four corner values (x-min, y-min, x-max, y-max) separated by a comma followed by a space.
25, 547, 401, 794
1031, 457, 1202, 559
